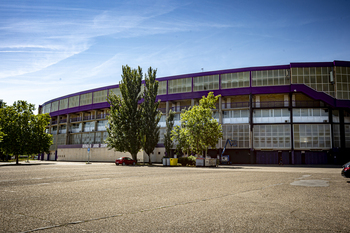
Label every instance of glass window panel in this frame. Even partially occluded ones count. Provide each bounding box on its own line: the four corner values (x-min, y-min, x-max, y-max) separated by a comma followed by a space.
69, 96, 79, 108
59, 98, 68, 110
51, 101, 59, 112
274, 109, 281, 117
93, 90, 108, 104
80, 93, 92, 106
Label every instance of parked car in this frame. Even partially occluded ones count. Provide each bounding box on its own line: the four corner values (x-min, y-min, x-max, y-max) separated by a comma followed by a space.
115, 157, 136, 166
341, 161, 350, 178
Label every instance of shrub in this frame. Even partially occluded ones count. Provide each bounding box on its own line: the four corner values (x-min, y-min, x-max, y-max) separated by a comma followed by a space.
187, 156, 197, 166
178, 156, 197, 166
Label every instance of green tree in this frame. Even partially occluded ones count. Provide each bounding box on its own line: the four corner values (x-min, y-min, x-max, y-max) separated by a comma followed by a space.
106, 65, 143, 162
164, 110, 175, 158
0, 127, 4, 143
141, 67, 161, 165
0, 100, 52, 164
29, 113, 53, 157
172, 92, 222, 157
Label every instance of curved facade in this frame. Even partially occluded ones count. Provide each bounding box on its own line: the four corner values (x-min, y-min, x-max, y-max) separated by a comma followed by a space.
39, 60, 350, 164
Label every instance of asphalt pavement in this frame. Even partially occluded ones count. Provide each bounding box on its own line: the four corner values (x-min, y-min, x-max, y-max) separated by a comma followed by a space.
0, 161, 349, 232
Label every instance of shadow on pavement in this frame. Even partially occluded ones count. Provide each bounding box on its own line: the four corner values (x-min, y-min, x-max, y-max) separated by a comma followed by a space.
0, 163, 54, 167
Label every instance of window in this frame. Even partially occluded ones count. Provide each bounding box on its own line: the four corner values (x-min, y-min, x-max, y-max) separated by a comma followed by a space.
223, 110, 249, 124
253, 109, 290, 123
168, 78, 192, 94
69, 96, 79, 108
80, 93, 92, 106
291, 67, 334, 97
84, 122, 95, 132
158, 81, 167, 95
335, 66, 350, 100
333, 124, 341, 147
51, 101, 59, 112
158, 115, 166, 127
292, 108, 329, 122
97, 120, 108, 131
109, 88, 122, 98
43, 103, 51, 113
252, 69, 290, 87
93, 90, 107, 103
222, 124, 250, 148
193, 75, 219, 91
71, 123, 82, 133
221, 72, 250, 89
253, 125, 291, 149
293, 124, 331, 149
59, 98, 68, 110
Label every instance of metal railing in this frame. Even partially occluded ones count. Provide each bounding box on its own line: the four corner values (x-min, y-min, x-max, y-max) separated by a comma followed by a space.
222, 102, 250, 109
70, 117, 82, 123
253, 101, 288, 108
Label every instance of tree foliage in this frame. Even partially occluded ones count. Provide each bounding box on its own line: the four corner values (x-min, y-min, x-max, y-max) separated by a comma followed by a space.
0, 126, 4, 143
141, 67, 161, 165
106, 65, 143, 161
163, 110, 175, 158
0, 100, 53, 164
171, 92, 222, 157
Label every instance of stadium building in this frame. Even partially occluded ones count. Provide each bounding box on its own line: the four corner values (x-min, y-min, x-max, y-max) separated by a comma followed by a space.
39, 61, 350, 165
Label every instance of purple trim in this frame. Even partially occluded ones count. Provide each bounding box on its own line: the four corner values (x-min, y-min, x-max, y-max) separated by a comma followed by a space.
334, 60, 350, 67
42, 61, 350, 114
290, 62, 333, 68
50, 102, 110, 117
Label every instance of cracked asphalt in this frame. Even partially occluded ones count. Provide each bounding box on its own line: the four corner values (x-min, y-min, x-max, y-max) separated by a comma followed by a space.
0, 161, 349, 232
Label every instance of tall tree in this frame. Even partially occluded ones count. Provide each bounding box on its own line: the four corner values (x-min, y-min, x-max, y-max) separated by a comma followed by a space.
172, 92, 222, 157
106, 65, 143, 161
29, 113, 53, 157
0, 100, 52, 164
164, 110, 175, 158
141, 67, 161, 165
0, 127, 4, 143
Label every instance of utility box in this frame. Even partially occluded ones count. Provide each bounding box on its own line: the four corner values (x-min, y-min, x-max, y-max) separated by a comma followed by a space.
205, 158, 217, 167
196, 158, 205, 167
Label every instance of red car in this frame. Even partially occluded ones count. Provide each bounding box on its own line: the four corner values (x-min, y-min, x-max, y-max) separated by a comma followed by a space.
115, 157, 136, 166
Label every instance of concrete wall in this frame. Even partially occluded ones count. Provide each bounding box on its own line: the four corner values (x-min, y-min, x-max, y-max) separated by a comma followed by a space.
56, 147, 166, 163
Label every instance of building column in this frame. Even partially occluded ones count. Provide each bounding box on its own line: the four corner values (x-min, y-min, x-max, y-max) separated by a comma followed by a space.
249, 94, 254, 163
219, 96, 222, 124
66, 114, 70, 145
166, 101, 169, 117
290, 92, 294, 165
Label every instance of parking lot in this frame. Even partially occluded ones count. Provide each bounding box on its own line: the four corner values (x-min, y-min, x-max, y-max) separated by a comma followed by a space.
0, 161, 349, 232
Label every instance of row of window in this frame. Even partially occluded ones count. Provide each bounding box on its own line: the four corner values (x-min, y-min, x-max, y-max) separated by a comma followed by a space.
52, 122, 350, 149
43, 66, 350, 113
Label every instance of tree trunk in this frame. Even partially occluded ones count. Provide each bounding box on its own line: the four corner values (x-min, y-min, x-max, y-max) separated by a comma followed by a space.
16, 154, 19, 165
148, 154, 152, 165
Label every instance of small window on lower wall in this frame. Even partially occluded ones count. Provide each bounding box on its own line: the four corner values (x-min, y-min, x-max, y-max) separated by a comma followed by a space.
293, 124, 331, 149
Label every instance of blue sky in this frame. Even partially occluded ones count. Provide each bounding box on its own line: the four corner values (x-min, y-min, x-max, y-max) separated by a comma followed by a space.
1, 0, 350, 109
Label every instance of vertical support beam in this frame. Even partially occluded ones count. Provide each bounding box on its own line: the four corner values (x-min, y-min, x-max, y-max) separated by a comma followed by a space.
289, 92, 294, 165
66, 114, 70, 145
166, 101, 169, 117
339, 109, 345, 149
219, 96, 222, 124
249, 94, 254, 163
329, 109, 334, 150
